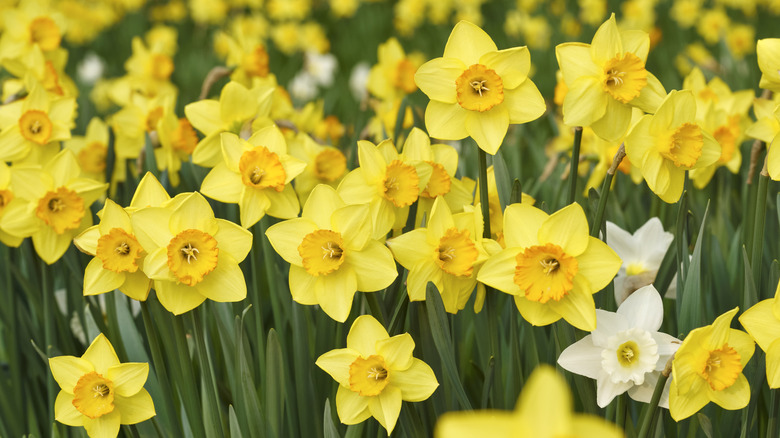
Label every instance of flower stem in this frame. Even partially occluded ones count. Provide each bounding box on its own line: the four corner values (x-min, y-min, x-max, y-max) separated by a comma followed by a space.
568, 126, 583, 205
590, 145, 625, 239
750, 159, 769, 295
616, 393, 627, 430
637, 363, 671, 438
477, 146, 491, 238
41, 259, 54, 427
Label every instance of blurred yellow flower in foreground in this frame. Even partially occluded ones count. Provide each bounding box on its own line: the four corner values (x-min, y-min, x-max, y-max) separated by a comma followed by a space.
478, 203, 620, 331
316, 315, 438, 434
49, 334, 155, 438
739, 281, 780, 388
670, 308, 754, 421
415, 20, 545, 154
435, 365, 623, 438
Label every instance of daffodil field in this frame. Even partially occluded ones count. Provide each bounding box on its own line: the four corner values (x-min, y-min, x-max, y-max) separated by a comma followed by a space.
7, 0, 780, 437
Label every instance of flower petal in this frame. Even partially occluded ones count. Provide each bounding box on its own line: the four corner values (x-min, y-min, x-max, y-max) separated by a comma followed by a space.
514, 295, 562, 326
391, 358, 439, 402
548, 276, 596, 331
557, 335, 603, 379
238, 187, 272, 228
465, 106, 509, 155
84, 258, 125, 296
368, 384, 402, 434
265, 218, 317, 266
214, 219, 252, 262
477, 248, 521, 295
315, 348, 360, 387
414, 57, 463, 104
576, 236, 621, 292
82, 333, 121, 375
618, 285, 663, 331
708, 373, 750, 410
480, 47, 530, 89
115, 389, 156, 425
346, 315, 389, 356
289, 265, 318, 305
425, 100, 469, 141
336, 386, 371, 425
503, 80, 546, 124
596, 371, 632, 408
348, 241, 397, 292
195, 254, 247, 303
154, 280, 207, 315
169, 193, 217, 235
443, 21, 497, 66
54, 391, 85, 426
200, 164, 243, 204
107, 363, 149, 397
49, 356, 93, 393
376, 333, 415, 371
739, 299, 780, 351
131, 207, 173, 252
556, 42, 600, 86
538, 203, 589, 256
562, 76, 609, 128
590, 14, 622, 65
315, 267, 358, 323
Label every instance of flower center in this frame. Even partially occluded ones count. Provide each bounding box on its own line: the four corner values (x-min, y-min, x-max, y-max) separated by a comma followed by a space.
394, 59, 418, 94
514, 243, 579, 303
166, 229, 219, 286
601, 52, 647, 103
96, 228, 144, 273
243, 45, 270, 78
298, 229, 345, 276
72, 371, 114, 419
421, 161, 451, 198
435, 227, 479, 277
314, 148, 347, 182
617, 341, 640, 366
455, 64, 504, 112
35, 187, 85, 234
700, 344, 742, 391
78, 141, 108, 174
172, 118, 198, 154
626, 262, 646, 276
19, 110, 53, 145
713, 117, 739, 164
660, 122, 704, 168
29, 16, 61, 51
238, 146, 287, 191
349, 355, 390, 396
382, 160, 419, 207
150, 54, 174, 81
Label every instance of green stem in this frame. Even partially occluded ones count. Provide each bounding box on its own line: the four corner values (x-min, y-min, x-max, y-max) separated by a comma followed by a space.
189, 309, 225, 438
477, 147, 491, 239
637, 371, 670, 438
41, 259, 55, 426
568, 127, 583, 205
590, 145, 624, 239
170, 313, 206, 438
751, 169, 769, 293
616, 393, 627, 431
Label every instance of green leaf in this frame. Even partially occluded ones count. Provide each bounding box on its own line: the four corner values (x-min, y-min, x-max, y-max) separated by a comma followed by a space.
492, 149, 512, 212
228, 406, 244, 438
265, 329, 286, 437
323, 399, 341, 438
679, 200, 709, 336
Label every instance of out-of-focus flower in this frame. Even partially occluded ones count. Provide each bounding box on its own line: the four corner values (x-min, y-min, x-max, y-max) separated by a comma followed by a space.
304, 51, 338, 87
555, 14, 665, 142
740, 280, 780, 388
49, 334, 155, 438
415, 21, 546, 154
266, 185, 397, 322
368, 38, 420, 101
288, 132, 347, 203
76, 52, 105, 85
696, 8, 729, 45
0, 162, 22, 247
65, 117, 109, 183
289, 71, 318, 101
316, 315, 438, 434
349, 61, 371, 101
435, 365, 623, 437
558, 285, 680, 407
669, 308, 754, 421
607, 218, 673, 305
726, 24, 755, 60
758, 38, 780, 92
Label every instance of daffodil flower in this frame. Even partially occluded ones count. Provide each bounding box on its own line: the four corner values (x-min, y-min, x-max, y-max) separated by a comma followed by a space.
287, 132, 347, 203
388, 197, 497, 314
558, 285, 680, 408
739, 281, 780, 388
415, 20, 546, 154
265, 185, 397, 322
555, 13, 666, 142
624, 90, 721, 203
0, 161, 22, 247
49, 334, 155, 438
434, 365, 623, 438
200, 126, 305, 228
477, 203, 621, 331
669, 308, 755, 421
316, 315, 438, 434
131, 191, 252, 315
367, 37, 420, 100
757, 38, 780, 92
65, 117, 109, 183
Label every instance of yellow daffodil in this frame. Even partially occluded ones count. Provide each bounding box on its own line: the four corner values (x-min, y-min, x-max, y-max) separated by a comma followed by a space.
477, 203, 621, 331
200, 127, 305, 228
155, 105, 199, 187
337, 139, 432, 239
0, 81, 75, 164
74, 199, 151, 301
669, 308, 755, 421
756, 101, 780, 181
287, 132, 347, 203
128, 172, 172, 212
316, 315, 438, 434
49, 334, 155, 438
388, 197, 498, 314
0, 149, 107, 264
110, 91, 174, 173
65, 117, 109, 183
435, 365, 623, 438
0, 1, 65, 60
3, 44, 73, 98
624, 90, 720, 203
757, 39, 780, 92
555, 13, 666, 141
367, 37, 421, 101
185, 80, 274, 167
0, 161, 22, 247
474, 165, 535, 245
265, 185, 397, 322
130, 192, 252, 315
739, 281, 780, 388
415, 20, 546, 154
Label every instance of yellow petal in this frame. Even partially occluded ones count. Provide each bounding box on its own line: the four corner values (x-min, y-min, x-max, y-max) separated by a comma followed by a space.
620, 29, 650, 61
84, 258, 125, 296
386, 229, 430, 270
414, 57, 463, 104
503, 204, 546, 249
184, 99, 222, 134
570, 416, 624, 438
107, 363, 148, 397
435, 411, 518, 438
575, 237, 621, 292
120, 270, 151, 301
346, 314, 389, 356
238, 187, 271, 228
336, 386, 371, 425
766, 340, 780, 388
334, 204, 372, 250
49, 356, 93, 393
220, 81, 256, 125
192, 131, 224, 167
590, 98, 631, 142
547, 276, 596, 331
266, 218, 317, 266
477, 248, 522, 295
54, 391, 85, 426
514, 295, 562, 326
220, 132, 244, 172
337, 169, 376, 205
32, 225, 72, 264
556, 42, 599, 86
424, 101, 469, 141
368, 384, 402, 434
392, 358, 438, 402
562, 77, 609, 128
480, 47, 530, 89
169, 192, 217, 236
376, 333, 415, 371
407, 262, 443, 302
538, 203, 589, 256
130, 173, 170, 209
443, 21, 497, 66
315, 267, 358, 323
315, 348, 360, 387
200, 163, 243, 204
590, 14, 622, 65
154, 280, 207, 315
728, 329, 756, 366
348, 241, 397, 292
82, 333, 120, 375
264, 184, 301, 220
624, 115, 654, 163
632, 71, 666, 114
303, 184, 344, 228
708, 373, 750, 410
465, 106, 509, 155
503, 80, 546, 125
195, 254, 247, 303
98, 199, 131, 235
516, 366, 572, 435
739, 299, 780, 351
115, 389, 156, 425
289, 265, 318, 304
214, 218, 252, 262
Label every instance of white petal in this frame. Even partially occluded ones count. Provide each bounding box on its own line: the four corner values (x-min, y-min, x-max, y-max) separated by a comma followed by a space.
591, 310, 629, 346
596, 371, 632, 408
618, 285, 663, 332
557, 335, 603, 379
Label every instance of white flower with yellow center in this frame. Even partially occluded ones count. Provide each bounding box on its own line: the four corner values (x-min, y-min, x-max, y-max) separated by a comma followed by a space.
558, 285, 680, 408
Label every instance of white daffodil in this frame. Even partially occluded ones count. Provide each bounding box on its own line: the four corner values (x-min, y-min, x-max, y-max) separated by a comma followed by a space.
607, 218, 673, 305
557, 285, 680, 408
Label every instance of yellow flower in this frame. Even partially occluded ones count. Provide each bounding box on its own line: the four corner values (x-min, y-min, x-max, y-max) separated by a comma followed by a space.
474, 165, 535, 244
0, 1, 65, 60
477, 203, 621, 331
131, 192, 252, 315
287, 132, 347, 204
65, 117, 109, 183
415, 20, 546, 154
316, 315, 438, 434
0, 161, 23, 247
74, 199, 151, 301
49, 334, 155, 438
435, 365, 623, 438
739, 281, 780, 388
624, 90, 720, 203
337, 139, 431, 239
155, 106, 199, 187
555, 13, 666, 142
0, 81, 75, 164
200, 126, 305, 228
184, 80, 274, 167
265, 185, 397, 322
758, 39, 780, 92
388, 197, 498, 314
368, 37, 421, 100
0, 149, 107, 264
669, 308, 755, 421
